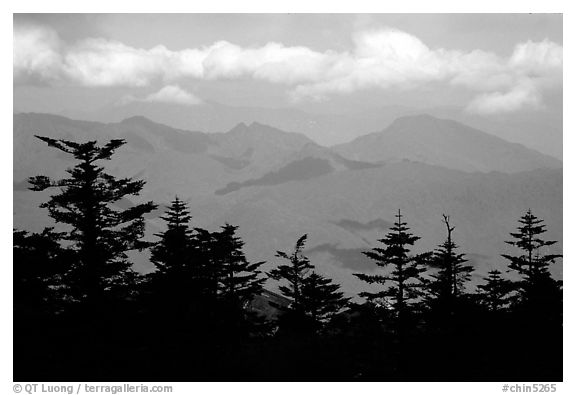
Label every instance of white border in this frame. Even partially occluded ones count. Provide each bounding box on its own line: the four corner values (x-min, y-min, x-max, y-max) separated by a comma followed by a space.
3, 3, 573, 395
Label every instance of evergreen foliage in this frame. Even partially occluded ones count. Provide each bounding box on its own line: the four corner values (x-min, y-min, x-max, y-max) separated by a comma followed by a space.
354, 210, 429, 321
28, 136, 156, 304
476, 270, 515, 313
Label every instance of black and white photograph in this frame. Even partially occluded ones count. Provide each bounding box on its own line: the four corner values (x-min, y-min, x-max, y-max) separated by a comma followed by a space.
10, 9, 567, 386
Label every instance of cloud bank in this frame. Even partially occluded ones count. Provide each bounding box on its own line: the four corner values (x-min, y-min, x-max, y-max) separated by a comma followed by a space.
14, 24, 562, 114
121, 85, 203, 107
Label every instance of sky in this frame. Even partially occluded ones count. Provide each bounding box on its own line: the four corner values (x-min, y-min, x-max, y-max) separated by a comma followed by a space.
13, 14, 562, 120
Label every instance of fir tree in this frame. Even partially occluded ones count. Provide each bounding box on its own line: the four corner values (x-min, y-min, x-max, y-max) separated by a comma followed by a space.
212, 224, 266, 306
28, 136, 156, 306
206, 224, 268, 336
301, 271, 350, 326
502, 209, 561, 281
148, 197, 198, 317
268, 234, 314, 316
354, 210, 428, 323
425, 215, 474, 312
193, 227, 221, 304
500, 210, 562, 380
268, 234, 349, 333
150, 196, 194, 276
13, 228, 73, 315
502, 209, 562, 310
476, 270, 515, 313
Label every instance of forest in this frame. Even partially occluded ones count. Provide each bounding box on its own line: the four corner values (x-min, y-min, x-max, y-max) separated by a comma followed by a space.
13, 136, 563, 381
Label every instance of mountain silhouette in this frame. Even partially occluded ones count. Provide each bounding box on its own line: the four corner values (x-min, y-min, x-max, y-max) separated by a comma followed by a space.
334, 114, 561, 173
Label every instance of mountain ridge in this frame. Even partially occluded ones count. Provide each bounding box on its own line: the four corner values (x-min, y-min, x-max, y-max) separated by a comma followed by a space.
334, 114, 561, 173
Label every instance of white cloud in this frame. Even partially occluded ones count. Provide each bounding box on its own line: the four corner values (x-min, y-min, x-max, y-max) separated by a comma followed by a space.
466, 80, 542, 115
14, 24, 562, 114
122, 85, 203, 106
13, 25, 63, 83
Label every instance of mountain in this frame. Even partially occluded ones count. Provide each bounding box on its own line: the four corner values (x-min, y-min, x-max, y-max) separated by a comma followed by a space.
215, 142, 380, 195
60, 101, 415, 147
58, 101, 562, 159
13, 112, 562, 297
209, 121, 317, 175
192, 162, 562, 297
13, 114, 318, 199
334, 114, 561, 173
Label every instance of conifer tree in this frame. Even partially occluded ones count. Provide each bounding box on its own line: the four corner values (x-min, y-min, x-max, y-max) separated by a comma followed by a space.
28, 136, 156, 306
301, 271, 350, 326
268, 234, 314, 316
148, 197, 198, 317
500, 210, 562, 380
193, 227, 221, 305
476, 270, 515, 313
150, 196, 194, 277
212, 224, 266, 305
208, 224, 267, 335
354, 210, 428, 323
502, 209, 562, 310
269, 234, 349, 333
503, 210, 561, 281
425, 215, 474, 312
13, 228, 73, 314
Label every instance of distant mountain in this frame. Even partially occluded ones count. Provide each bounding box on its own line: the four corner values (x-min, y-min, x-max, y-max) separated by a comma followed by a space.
59, 101, 414, 147
334, 114, 561, 173
209, 121, 317, 175
215, 141, 380, 195
13, 114, 317, 195
13, 112, 562, 297
419, 105, 563, 160
58, 101, 562, 159
200, 163, 562, 296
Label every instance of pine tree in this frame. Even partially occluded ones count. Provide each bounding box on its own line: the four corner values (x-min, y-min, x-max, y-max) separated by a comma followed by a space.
301, 271, 350, 326
425, 215, 474, 313
150, 196, 194, 277
501, 210, 562, 381
354, 210, 428, 323
268, 234, 314, 316
476, 270, 515, 313
148, 197, 198, 317
502, 209, 562, 310
203, 224, 268, 337
212, 224, 266, 306
268, 234, 349, 333
503, 210, 561, 281
13, 228, 73, 315
28, 136, 156, 306
193, 227, 221, 305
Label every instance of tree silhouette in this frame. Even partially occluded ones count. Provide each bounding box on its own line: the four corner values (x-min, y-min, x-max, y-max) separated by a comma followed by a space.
148, 197, 198, 318
354, 210, 429, 327
28, 136, 156, 307
13, 228, 73, 315
301, 271, 350, 328
476, 270, 515, 313
268, 234, 314, 316
209, 224, 267, 337
425, 215, 474, 314
150, 196, 194, 276
503, 210, 561, 281
502, 209, 562, 312
212, 224, 266, 305
268, 234, 349, 335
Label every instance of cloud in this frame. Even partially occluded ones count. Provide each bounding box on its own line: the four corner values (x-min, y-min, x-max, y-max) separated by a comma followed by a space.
466, 81, 542, 115
14, 23, 562, 114
13, 24, 63, 83
121, 85, 203, 106
144, 85, 202, 106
